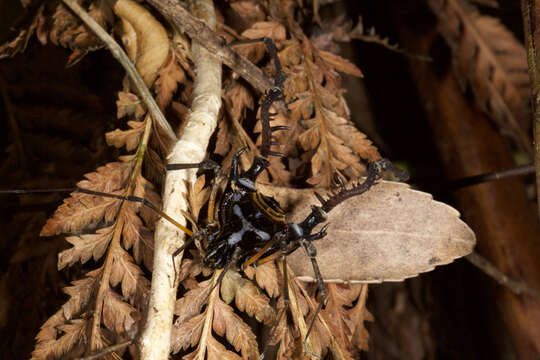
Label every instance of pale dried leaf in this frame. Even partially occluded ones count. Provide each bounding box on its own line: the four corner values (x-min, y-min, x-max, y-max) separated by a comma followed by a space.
224, 81, 254, 122
41, 161, 133, 235
32, 318, 88, 360
250, 261, 280, 298
213, 299, 259, 359
114, 0, 170, 86
171, 313, 205, 353
229, 1, 265, 25
106, 120, 145, 151
116, 92, 145, 119
222, 271, 276, 324
155, 52, 186, 109
242, 21, 287, 41
102, 289, 137, 335
207, 336, 243, 360
58, 226, 114, 269
174, 280, 212, 323
258, 181, 475, 282
318, 50, 363, 78
109, 247, 149, 302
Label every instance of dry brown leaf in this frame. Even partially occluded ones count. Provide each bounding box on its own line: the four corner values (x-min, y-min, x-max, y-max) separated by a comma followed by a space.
110, 247, 148, 301
174, 280, 212, 324
245, 261, 281, 298
171, 313, 205, 353
321, 284, 355, 349
61, 270, 101, 321
49, 2, 109, 65
106, 120, 145, 152
102, 289, 137, 335
114, 0, 170, 86
41, 161, 133, 236
186, 175, 211, 223
207, 336, 244, 360
213, 299, 259, 359
58, 226, 114, 270
229, 1, 265, 27
224, 81, 254, 122
155, 52, 186, 109
318, 50, 363, 78
242, 21, 287, 41
427, 0, 532, 153
215, 116, 233, 157
348, 285, 372, 352
221, 271, 276, 324
258, 181, 475, 282
0, 4, 44, 59
177, 258, 205, 283
32, 318, 88, 360
116, 92, 145, 119
323, 108, 380, 161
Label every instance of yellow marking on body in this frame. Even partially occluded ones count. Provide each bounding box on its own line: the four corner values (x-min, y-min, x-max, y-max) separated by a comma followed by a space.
252, 192, 286, 222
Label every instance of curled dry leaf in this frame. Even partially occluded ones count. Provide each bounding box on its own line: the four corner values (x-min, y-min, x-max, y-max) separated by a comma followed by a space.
113, 0, 170, 86
258, 181, 475, 282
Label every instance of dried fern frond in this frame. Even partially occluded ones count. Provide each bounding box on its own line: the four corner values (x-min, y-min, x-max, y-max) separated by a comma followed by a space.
427, 0, 532, 154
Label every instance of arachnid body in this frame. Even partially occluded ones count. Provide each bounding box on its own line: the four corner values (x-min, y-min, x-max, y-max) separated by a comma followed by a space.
164, 38, 399, 277
1, 37, 407, 359
162, 38, 404, 341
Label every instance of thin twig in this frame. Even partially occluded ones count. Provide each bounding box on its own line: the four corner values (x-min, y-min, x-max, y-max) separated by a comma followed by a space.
61, 0, 177, 143
138, 0, 222, 359
449, 163, 535, 189
467, 252, 540, 297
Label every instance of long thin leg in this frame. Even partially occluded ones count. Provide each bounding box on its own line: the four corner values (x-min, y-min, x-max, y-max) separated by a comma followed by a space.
77, 187, 194, 236
301, 240, 327, 342
166, 158, 221, 173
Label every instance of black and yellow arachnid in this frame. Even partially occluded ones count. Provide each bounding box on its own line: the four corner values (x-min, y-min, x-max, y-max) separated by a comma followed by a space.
1, 37, 404, 350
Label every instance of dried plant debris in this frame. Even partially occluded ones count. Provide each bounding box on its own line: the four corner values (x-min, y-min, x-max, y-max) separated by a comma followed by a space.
224, 20, 379, 187
0, 0, 484, 359
258, 182, 475, 283
0, 1, 114, 65
427, 0, 532, 154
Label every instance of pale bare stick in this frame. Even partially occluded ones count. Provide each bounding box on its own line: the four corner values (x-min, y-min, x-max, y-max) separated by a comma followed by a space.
138, 0, 222, 359
61, 0, 177, 143
467, 252, 540, 297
